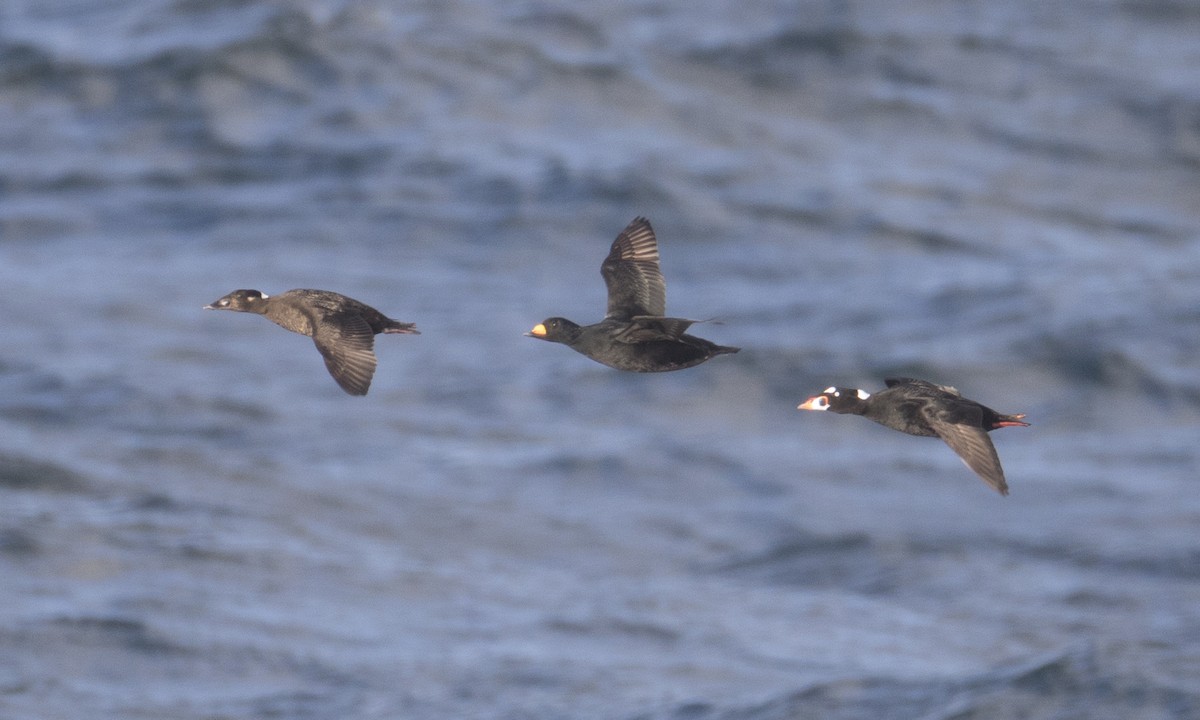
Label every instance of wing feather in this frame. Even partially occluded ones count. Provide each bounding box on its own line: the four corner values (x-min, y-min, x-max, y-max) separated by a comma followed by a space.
601, 217, 666, 319
928, 410, 1009, 495
610, 316, 697, 343
312, 312, 378, 396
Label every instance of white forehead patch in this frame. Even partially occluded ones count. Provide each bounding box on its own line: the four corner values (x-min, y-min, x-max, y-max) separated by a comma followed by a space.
823, 386, 837, 394
856, 389, 871, 400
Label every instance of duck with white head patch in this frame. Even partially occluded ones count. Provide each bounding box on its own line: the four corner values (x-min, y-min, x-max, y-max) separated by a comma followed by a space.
205, 289, 418, 396
798, 377, 1029, 495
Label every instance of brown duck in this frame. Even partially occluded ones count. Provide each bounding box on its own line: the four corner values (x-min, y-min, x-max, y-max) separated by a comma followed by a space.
205, 289, 418, 395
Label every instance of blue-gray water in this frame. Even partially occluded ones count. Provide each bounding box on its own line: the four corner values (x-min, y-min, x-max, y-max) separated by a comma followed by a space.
2, 2, 1200, 718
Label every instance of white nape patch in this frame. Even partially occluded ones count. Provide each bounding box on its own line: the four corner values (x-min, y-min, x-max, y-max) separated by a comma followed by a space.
856, 389, 871, 400
258, 293, 269, 299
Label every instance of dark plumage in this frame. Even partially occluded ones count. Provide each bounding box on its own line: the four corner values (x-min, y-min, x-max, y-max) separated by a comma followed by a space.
526, 216, 739, 372
797, 377, 1029, 495
204, 289, 418, 396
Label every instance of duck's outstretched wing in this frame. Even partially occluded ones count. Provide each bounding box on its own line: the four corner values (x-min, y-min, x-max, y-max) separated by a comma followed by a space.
926, 402, 1009, 495
602, 217, 666, 320
312, 312, 378, 396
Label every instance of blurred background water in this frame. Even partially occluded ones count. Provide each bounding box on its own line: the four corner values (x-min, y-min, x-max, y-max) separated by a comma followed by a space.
2, 1, 1199, 718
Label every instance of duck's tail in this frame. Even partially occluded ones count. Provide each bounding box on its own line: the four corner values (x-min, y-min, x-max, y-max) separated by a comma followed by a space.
383, 320, 420, 335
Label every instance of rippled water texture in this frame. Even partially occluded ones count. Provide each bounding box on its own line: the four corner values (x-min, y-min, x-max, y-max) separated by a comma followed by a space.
2, 1, 1199, 718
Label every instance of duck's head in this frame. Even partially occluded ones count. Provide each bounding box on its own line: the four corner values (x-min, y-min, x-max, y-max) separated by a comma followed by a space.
204, 289, 269, 312
797, 386, 871, 414
525, 317, 581, 343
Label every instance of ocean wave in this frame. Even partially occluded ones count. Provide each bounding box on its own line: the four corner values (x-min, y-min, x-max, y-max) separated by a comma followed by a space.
0, 452, 88, 493
645, 647, 1200, 720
